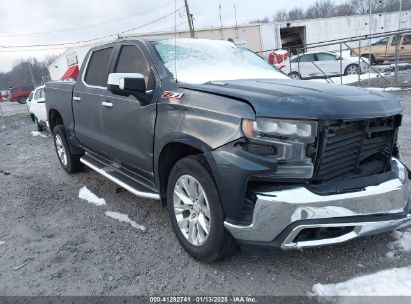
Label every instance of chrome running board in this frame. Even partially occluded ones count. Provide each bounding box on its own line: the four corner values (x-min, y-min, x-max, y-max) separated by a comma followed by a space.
80, 154, 160, 200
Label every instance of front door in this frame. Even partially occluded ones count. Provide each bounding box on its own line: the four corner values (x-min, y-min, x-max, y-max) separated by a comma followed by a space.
99, 44, 158, 183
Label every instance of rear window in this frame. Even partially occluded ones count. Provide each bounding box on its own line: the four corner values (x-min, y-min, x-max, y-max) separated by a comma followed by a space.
84, 47, 113, 87
316, 53, 336, 61
292, 54, 315, 62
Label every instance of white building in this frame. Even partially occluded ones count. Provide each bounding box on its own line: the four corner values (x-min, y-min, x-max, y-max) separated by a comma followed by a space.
48, 10, 410, 80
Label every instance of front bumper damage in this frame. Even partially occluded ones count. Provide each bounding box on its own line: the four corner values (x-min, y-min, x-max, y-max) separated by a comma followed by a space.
224, 158, 411, 251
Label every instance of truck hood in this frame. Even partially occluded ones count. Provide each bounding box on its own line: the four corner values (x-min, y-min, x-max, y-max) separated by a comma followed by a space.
180, 79, 402, 119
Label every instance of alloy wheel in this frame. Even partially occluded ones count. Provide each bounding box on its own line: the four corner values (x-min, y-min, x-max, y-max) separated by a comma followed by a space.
346, 65, 359, 75
173, 174, 211, 246
55, 134, 68, 166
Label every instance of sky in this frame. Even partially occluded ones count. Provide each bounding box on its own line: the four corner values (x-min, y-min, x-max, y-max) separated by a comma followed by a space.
0, 0, 337, 72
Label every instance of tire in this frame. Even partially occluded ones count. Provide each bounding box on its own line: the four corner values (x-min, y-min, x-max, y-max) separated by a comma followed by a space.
34, 116, 44, 132
52, 125, 84, 173
18, 96, 26, 104
167, 155, 236, 262
288, 72, 301, 79
344, 64, 360, 75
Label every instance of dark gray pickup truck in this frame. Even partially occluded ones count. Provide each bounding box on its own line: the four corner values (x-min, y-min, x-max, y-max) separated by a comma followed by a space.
45, 38, 411, 262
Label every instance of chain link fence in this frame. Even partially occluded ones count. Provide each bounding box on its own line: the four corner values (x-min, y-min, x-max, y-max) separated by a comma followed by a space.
261, 28, 411, 88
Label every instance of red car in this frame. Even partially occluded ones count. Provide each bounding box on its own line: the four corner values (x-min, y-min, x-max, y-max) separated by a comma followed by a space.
10, 85, 34, 103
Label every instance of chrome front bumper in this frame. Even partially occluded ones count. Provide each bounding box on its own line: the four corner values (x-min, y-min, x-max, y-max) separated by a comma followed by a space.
224, 158, 411, 249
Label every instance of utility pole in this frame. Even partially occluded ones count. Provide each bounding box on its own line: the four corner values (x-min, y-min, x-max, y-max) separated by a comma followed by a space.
219, 4, 224, 40
184, 0, 194, 38
234, 4, 239, 39
395, 0, 403, 85
27, 62, 37, 88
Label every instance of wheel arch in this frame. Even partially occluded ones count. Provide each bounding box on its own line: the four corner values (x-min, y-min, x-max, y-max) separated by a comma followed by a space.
48, 108, 64, 132
156, 138, 213, 206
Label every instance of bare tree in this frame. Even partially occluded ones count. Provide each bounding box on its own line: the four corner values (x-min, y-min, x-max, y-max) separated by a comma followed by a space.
305, 0, 335, 19
334, 3, 356, 16
249, 16, 270, 24
273, 10, 288, 21
288, 8, 305, 20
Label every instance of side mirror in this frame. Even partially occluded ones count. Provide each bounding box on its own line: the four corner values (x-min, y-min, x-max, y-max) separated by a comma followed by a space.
37, 97, 46, 103
107, 73, 146, 95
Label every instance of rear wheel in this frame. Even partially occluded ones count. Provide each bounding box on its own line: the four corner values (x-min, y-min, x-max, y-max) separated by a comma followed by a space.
289, 72, 301, 79
344, 64, 360, 75
52, 125, 83, 173
167, 155, 236, 262
18, 96, 26, 104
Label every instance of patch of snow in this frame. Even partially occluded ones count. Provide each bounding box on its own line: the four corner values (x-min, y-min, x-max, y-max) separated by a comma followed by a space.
366, 87, 405, 92
274, 49, 288, 55
105, 211, 146, 231
386, 228, 411, 258
78, 186, 106, 206
31, 131, 47, 137
0, 241, 5, 246
309, 73, 380, 85
291, 206, 356, 222
311, 266, 411, 296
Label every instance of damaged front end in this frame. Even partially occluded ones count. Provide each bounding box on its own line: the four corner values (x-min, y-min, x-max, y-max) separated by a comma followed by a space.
207, 114, 411, 252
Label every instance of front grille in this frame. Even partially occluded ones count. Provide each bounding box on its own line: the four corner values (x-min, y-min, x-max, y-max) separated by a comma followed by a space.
312, 115, 400, 182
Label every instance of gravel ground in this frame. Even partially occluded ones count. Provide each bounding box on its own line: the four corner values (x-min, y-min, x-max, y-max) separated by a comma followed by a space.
0, 91, 411, 296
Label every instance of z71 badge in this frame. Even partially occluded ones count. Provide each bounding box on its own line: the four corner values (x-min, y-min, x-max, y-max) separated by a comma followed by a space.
161, 91, 184, 103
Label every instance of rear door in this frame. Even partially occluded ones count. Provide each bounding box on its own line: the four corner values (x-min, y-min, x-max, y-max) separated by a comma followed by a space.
73, 46, 115, 153
386, 35, 401, 60
370, 36, 389, 61
99, 43, 158, 182
400, 34, 411, 59
291, 54, 316, 78
315, 52, 340, 76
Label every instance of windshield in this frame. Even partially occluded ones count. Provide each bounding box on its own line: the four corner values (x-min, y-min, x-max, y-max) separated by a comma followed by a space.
152, 38, 288, 84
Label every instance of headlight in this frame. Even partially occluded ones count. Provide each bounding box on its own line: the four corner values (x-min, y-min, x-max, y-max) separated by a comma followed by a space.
242, 118, 318, 179
242, 118, 317, 143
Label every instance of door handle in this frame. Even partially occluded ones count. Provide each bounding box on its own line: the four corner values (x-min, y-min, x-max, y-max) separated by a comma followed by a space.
73, 96, 81, 101
101, 101, 113, 108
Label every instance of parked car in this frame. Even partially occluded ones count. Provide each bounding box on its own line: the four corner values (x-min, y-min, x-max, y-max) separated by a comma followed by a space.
10, 85, 34, 103
278, 51, 369, 79
28, 85, 47, 131
26, 91, 34, 108
45, 38, 410, 262
352, 34, 411, 64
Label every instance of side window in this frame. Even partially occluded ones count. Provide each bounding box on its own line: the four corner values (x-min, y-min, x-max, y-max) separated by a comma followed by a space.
84, 47, 113, 87
391, 35, 401, 46
316, 53, 337, 61
403, 35, 411, 45
115, 45, 154, 89
39, 88, 45, 99
299, 54, 315, 62
34, 89, 41, 100
28, 92, 33, 101
373, 37, 388, 45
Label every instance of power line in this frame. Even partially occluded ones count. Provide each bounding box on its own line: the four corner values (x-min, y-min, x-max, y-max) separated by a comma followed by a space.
0, 0, 174, 37
0, 7, 184, 49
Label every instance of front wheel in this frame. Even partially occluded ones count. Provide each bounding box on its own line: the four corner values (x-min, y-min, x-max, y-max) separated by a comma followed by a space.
167, 155, 236, 262
52, 125, 83, 173
34, 116, 44, 131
